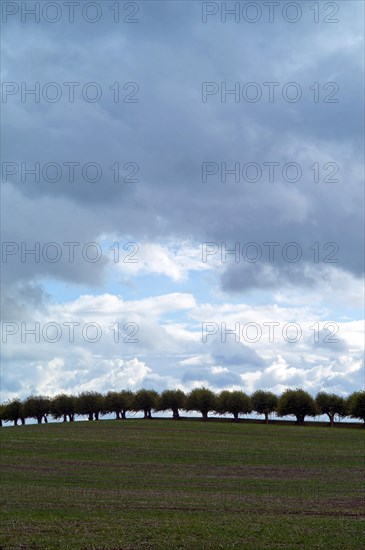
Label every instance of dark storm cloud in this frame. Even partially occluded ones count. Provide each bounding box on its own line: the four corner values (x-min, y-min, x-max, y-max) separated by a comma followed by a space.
1, 0, 363, 296
220, 262, 347, 293
1, 282, 50, 320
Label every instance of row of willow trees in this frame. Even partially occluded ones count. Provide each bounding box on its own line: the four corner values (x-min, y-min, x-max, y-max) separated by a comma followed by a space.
1, 388, 364, 427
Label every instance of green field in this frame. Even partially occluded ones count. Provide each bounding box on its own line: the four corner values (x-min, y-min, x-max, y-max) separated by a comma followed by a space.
1, 419, 364, 549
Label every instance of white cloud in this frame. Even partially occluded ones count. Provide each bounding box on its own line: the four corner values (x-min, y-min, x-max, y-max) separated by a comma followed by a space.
100, 239, 212, 281
4, 289, 363, 401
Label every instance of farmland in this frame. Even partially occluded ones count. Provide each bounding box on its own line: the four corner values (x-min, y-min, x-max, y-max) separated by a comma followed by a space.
1, 419, 364, 549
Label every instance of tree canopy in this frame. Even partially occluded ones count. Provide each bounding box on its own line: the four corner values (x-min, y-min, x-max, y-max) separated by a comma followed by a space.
186, 388, 217, 420
158, 389, 186, 419
217, 390, 252, 420
315, 392, 345, 427
277, 389, 317, 425
347, 391, 365, 424
1, 387, 363, 427
251, 390, 278, 424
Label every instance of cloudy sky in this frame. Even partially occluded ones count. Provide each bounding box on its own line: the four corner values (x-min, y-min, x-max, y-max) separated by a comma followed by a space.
1, 0, 364, 403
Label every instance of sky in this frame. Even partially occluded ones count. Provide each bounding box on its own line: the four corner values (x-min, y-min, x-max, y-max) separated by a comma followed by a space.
1, 0, 364, 403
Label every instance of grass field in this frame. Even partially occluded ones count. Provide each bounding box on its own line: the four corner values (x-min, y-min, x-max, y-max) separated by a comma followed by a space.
1, 419, 364, 549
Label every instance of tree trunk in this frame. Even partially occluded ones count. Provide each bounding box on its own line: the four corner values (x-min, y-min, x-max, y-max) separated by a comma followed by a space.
94, 412, 99, 421
202, 411, 208, 421
63, 414, 67, 422
37, 416, 42, 424
69, 414, 74, 422
44, 416, 48, 423
88, 413, 93, 421
115, 411, 121, 420
21, 418, 25, 425
233, 412, 239, 421
173, 410, 180, 419
121, 410, 126, 419
14, 419, 18, 426
328, 413, 335, 428
296, 415, 305, 426
264, 412, 269, 424
143, 410, 148, 419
